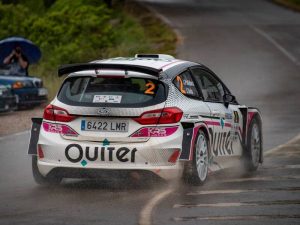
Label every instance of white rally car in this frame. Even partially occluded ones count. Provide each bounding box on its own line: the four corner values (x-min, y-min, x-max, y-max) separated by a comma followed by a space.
28, 54, 263, 185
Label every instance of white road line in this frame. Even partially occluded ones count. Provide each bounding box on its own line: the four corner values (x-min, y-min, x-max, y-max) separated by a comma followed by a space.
222, 175, 300, 183
250, 25, 300, 66
187, 187, 300, 195
139, 188, 173, 225
174, 202, 254, 208
174, 200, 300, 208
285, 164, 300, 169
187, 189, 248, 195
140, 1, 184, 46
173, 214, 300, 221
265, 133, 300, 157
0, 130, 30, 141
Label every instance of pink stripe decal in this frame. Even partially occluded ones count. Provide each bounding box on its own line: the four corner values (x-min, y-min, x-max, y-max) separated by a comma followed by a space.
189, 125, 202, 160
205, 121, 231, 128
247, 112, 256, 128
205, 121, 220, 126
225, 123, 231, 128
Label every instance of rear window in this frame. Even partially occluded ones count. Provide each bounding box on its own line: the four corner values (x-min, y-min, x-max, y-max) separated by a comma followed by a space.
57, 76, 167, 107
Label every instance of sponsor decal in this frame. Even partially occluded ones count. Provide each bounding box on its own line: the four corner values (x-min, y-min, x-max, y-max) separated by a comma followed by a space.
65, 144, 137, 164
220, 118, 225, 129
225, 112, 233, 120
131, 126, 178, 137
103, 138, 110, 146
230, 111, 242, 142
234, 111, 239, 123
81, 160, 87, 167
93, 95, 122, 103
208, 128, 233, 156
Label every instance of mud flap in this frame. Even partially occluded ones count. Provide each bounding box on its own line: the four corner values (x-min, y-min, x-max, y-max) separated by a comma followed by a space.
179, 127, 194, 160
28, 118, 43, 155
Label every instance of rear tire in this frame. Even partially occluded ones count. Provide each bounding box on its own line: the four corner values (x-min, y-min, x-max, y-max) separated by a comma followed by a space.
244, 117, 262, 171
32, 156, 62, 185
184, 130, 209, 185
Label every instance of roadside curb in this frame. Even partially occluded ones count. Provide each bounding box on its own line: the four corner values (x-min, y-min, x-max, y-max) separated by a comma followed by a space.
137, 1, 184, 53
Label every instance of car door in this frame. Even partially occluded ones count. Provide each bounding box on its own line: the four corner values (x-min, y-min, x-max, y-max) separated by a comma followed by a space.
172, 70, 212, 160
190, 67, 235, 158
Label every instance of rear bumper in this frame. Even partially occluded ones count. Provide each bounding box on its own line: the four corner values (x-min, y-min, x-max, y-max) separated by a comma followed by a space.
37, 127, 184, 180
45, 167, 167, 181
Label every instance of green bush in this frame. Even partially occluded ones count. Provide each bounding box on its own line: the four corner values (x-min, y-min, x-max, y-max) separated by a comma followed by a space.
0, 0, 176, 98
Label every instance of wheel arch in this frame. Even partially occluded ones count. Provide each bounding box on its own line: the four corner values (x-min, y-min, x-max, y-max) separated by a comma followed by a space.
179, 122, 210, 161
246, 108, 263, 163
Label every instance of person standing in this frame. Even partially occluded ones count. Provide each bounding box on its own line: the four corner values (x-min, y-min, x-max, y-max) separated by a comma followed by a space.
3, 46, 29, 76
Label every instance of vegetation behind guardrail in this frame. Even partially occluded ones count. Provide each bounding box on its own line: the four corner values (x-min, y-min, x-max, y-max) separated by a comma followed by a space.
0, 0, 176, 99
273, 0, 300, 11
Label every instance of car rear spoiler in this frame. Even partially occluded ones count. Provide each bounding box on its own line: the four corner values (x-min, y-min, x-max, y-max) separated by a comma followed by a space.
58, 63, 162, 77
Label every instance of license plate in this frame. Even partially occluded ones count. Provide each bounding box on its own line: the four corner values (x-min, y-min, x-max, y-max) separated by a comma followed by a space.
38, 88, 48, 96
81, 119, 128, 132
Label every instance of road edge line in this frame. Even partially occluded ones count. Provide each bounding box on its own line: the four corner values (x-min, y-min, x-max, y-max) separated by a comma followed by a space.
249, 24, 300, 66
265, 133, 300, 157
138, 2, 184, 48
139, 188, 173, 225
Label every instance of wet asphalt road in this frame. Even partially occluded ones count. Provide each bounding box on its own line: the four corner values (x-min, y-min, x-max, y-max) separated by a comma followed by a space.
141, 0, 300, 150
152, 139, 300, 225
0, 0, 300, 224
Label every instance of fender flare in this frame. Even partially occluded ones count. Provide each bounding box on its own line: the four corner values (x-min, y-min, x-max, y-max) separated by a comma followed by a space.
179, 122, 209, 161
240, 107, 263, 163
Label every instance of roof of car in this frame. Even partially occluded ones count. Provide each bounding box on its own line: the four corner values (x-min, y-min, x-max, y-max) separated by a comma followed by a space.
93, 57, 186, 71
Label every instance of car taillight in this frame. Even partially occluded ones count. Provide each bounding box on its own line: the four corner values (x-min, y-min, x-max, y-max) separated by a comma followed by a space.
43, 122, 78, 136
43, 104, 76, 122
133, 107, 183, 125
130, 126, 179, 137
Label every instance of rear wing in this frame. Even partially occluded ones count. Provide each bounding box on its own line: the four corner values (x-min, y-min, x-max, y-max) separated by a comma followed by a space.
58, 63, 162, 77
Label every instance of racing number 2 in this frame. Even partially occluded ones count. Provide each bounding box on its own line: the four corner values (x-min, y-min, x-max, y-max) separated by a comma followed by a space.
144, 82, 155, 95
176, 76, 186, 94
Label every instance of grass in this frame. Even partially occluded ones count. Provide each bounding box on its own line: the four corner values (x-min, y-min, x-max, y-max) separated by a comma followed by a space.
0, 1, 177, 99
273, 0, 300, 11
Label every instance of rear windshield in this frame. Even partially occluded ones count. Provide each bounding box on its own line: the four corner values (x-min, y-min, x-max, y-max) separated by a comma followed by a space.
57, 76, 167, 107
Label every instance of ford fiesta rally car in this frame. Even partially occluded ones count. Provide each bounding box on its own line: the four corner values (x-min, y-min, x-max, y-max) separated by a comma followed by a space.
28, 54, 263, 185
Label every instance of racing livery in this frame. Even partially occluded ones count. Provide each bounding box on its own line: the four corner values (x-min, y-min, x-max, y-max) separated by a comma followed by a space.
28, 54, 263, 185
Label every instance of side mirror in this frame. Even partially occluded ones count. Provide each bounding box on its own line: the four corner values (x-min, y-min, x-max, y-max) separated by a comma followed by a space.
223, 94, 235, 108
